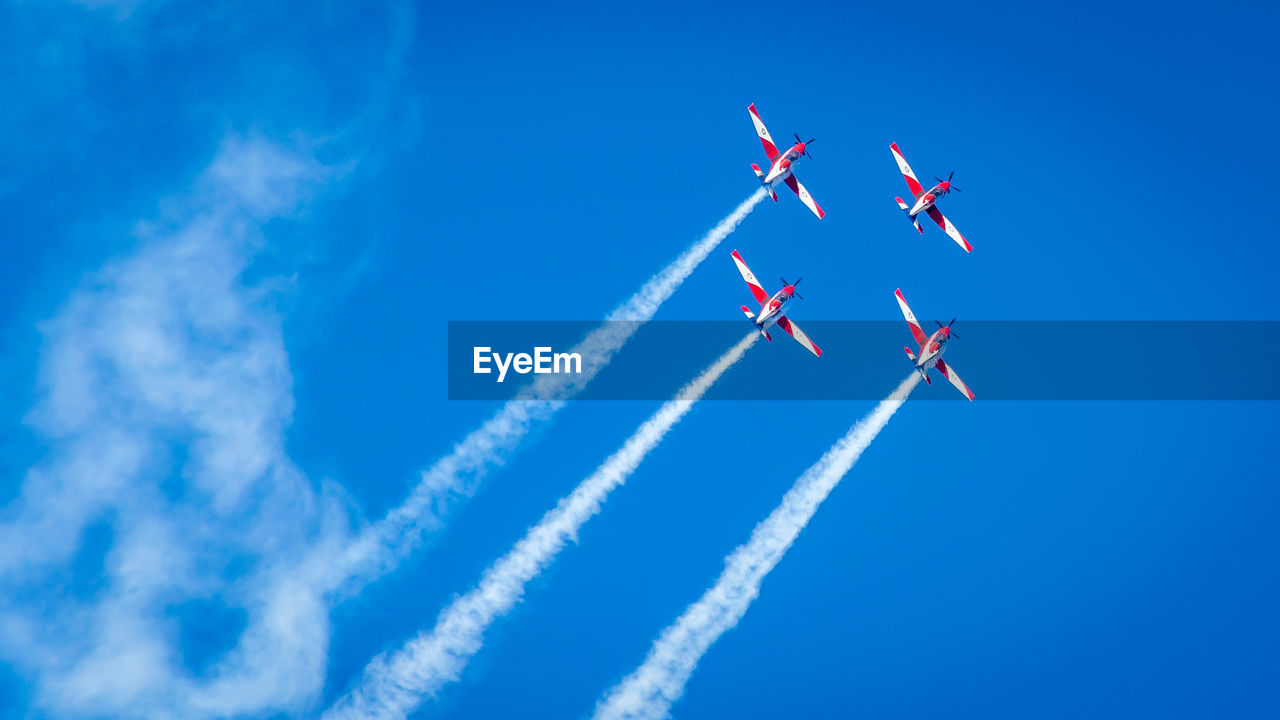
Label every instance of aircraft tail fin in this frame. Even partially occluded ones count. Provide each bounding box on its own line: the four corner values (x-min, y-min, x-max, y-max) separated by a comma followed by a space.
896, 196, 923, 233
922, 370, 932, 384
740, 304, 756, 320
761, 328, 772, 342
904, 346, 917, 361
752, 163, 776, 200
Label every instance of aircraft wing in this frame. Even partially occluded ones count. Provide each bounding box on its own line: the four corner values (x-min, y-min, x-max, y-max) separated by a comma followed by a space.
731, 249, 770, 305
748, 103, 780, 161
889, 142, 926, 198
775, 316, 822, 357
894, 288, 928, 346
783, 175, 825, 219
924, 206, 973, 252
934, 357, 975, 401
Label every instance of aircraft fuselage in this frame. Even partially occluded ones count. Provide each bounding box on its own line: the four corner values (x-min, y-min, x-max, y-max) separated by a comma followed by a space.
753, 289, 792, 329
762, 145, 806, 186
913, 328, 949, 374
907, 183, 947, 216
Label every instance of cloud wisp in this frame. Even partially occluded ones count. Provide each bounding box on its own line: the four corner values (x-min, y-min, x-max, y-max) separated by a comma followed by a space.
332, 188, 769, 593
0, 135, 352, 719
592, 373, 921, 720
324, 331, 760, 720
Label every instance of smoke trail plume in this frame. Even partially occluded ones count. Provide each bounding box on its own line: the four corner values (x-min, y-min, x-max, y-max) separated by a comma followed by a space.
332, 189, 767, 591
593, 373, 921, 720
325, 332, 761, 720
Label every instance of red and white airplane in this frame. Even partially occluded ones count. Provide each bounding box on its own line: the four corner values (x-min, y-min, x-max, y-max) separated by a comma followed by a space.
747, 103, 825, 219
731, 249, 822, 357
889, 142, 972, 253
894, 288, 974, 401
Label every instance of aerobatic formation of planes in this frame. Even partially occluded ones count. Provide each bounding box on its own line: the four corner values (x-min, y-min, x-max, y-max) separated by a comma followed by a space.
738, 103, 977, 400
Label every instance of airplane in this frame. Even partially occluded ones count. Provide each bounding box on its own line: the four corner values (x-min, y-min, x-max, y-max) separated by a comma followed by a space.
889, 142, 972, 253
894, 288, 974, 400
747, 103, 825, 219
731, 249, 822, 357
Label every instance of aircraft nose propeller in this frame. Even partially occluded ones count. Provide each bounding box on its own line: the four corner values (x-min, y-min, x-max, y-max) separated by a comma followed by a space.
933, 170, 962, 193
793, 132, 816, 159
780, 276, 805, 300
934, 317, 959, 338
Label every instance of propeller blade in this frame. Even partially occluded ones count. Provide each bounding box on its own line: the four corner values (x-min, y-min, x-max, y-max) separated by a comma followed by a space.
934, 176, 944, 184
806, 137, 816, 144
779, 276, 789, 287
794, 292, 805, 300
794, 132, 802, 143
948, 170, 955, 181
949, 317, 956, 327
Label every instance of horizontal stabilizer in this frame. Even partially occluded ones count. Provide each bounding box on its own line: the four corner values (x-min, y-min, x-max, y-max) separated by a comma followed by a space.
895, 197, 923, 233
741, 304, 756, 319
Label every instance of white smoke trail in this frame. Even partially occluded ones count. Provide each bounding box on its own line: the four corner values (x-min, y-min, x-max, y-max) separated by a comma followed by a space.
331, 189, 767, 592
593, 373, 921, 720
324, 331, 760, 720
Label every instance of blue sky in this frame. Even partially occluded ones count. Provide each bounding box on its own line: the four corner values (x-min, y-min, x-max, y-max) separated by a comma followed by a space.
1, 1, 1278, 718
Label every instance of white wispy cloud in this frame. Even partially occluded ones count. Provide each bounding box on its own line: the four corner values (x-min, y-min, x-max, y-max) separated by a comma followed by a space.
330, 188, 768, 594
325, 331, 760, 720
0, 177, 767, 718
0, 134, 351, 718
592, 374, 921, 720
